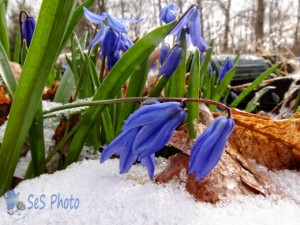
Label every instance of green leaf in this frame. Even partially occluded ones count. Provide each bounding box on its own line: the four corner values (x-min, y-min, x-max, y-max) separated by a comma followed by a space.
116, 57, 150, 134
0, 2, 10, 58
28, 101, 46, 176
0, 42, 18, 97
64, 21, 177, 166
0, 0, 77, 195
54, 66, 75, 104
245, 86, 276, 112
230, 64, 280, 108
13, 31, 21, 63
187, 48, 200, 138
210, 66, 237, 111
60, 0, 95, 51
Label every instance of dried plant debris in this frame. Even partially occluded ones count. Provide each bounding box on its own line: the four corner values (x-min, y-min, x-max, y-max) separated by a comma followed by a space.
157, 124, 279, 203
226, 109, 300, 169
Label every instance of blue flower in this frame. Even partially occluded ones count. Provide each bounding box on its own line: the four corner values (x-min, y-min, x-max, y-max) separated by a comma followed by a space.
159, 3, 178, 23
170, 5, 210, 52
83, 7, 141, 48
219, 57, 234, 80
100, 102, 186, 180
21, 15, 36, 47
158, 45, 183, 79
159, 44, 170, 65
189, 116, 235, 181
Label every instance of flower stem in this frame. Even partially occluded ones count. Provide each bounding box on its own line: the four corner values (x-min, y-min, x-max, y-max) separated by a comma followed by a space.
43, 97, 232, 118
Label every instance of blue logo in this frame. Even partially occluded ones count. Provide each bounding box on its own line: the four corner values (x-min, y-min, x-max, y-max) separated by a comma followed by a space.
4, 189, 27, 220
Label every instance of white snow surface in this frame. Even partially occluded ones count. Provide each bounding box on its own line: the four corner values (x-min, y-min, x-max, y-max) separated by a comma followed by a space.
0, 158, 300, 225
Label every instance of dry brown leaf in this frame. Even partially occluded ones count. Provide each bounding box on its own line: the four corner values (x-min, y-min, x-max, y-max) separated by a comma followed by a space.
157, 120, 279, 203
225, 109, 300, 169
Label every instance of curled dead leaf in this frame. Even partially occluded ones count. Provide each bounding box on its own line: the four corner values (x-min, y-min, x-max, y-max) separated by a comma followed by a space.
223, 109, 300, 169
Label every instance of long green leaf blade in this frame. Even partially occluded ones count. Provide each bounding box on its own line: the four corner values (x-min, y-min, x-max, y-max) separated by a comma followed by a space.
230, 64, 280, 108
0, 43, 18, 96
0, 0, 77, 195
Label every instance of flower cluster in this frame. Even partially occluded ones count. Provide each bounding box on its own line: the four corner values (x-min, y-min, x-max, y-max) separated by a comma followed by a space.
100, 102, 186, 180
101, 101, 235, 181
157, 4, 210, 80
83, 7, 142, 70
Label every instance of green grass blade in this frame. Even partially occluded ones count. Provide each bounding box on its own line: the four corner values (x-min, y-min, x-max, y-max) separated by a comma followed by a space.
0, 0, 77, 195
28, 101, 46, 176
245, 86, 276, 112
60, 0, 94, 51
13, 31, 21, 63
230, 64, 280, 108
64, 21, 177, 166
0, 2, 10, 58
0, 43, 18, 96
54, 66, 75, 104
210, 66, 237, 111
116, 57, 150, 134
187, 49, 200, 138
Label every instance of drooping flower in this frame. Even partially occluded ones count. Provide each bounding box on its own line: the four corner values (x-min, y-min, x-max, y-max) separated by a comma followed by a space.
189, 116, 235, 181
219, 57, 234, 80
159, 44, 170, 65
84, 7, 142, 70
83, 7, 141, 48
100, 102, 186, 180
20, 13, 36, 47
159, 3, 178, 24
158, 45, 183, 79
169, 5, 210, 53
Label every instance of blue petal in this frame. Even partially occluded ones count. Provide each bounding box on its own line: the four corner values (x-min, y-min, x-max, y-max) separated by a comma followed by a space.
106, 14, 127, 33
169, 6, 197, 37
158, 45, 183, 79
189, 116, 235, 180
83, 7, 106, 24
119, 33, 133, 52
136, 110, 186, 160
118, 128, 140, 173
100, 130, 129, 164
159, 3, 178, 23
106, 51, 120, 71
188, 9, 201, 47
141, 154, 155, 180
219, 57, 234, 80
159, 44, 170, 64
122, 102, 183, 131
88, 24, 108, 48
197, 37, 211, 53
102, 28, 120, 55
22, 16, 36, 47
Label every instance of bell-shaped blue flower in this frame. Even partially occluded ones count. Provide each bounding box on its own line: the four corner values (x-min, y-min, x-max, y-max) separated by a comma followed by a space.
159, 44, 170, 65
102, 28, 120, 56
170, 5, 210, 53
106, 51, 120, 71
159, 3, 178, 23
21, 15, 36, 47
219, 57, 234, 80
83, 7, 142, 48
158, 45, 183, 79
189, 116, 235, 181
100, 102, 186, 180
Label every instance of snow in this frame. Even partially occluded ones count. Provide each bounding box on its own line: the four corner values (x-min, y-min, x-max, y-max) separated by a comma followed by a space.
0, 158, 300, 225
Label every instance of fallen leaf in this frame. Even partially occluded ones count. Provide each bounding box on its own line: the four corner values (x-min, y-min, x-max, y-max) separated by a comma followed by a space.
225, 109, 300, 169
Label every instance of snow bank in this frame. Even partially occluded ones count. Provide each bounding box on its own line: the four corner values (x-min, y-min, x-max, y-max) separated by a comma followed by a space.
1, 159, 299, 225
